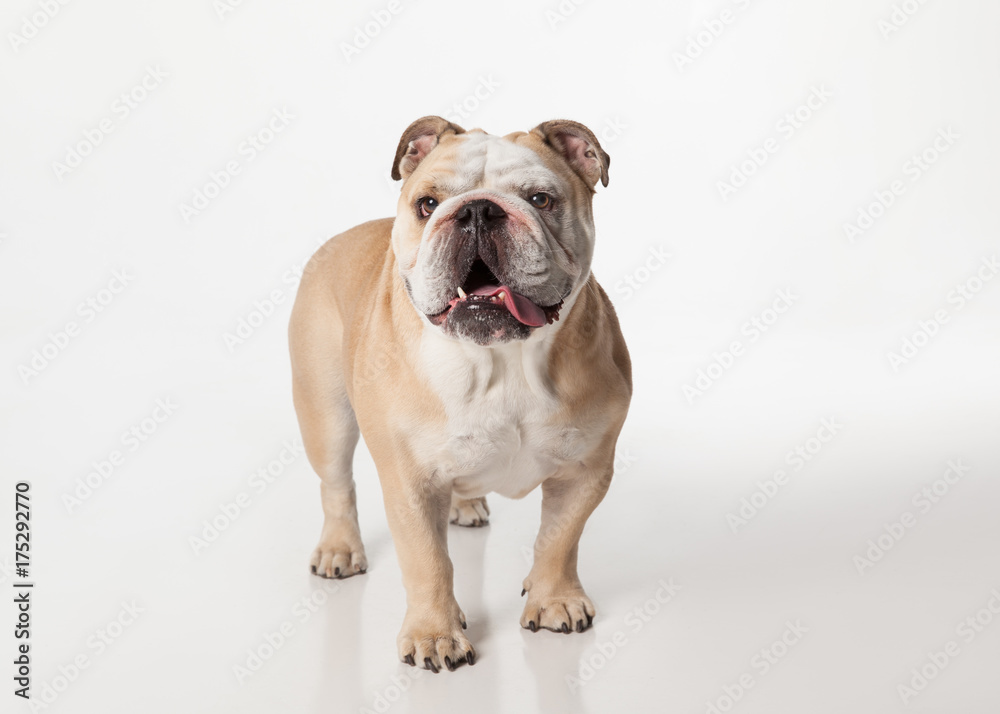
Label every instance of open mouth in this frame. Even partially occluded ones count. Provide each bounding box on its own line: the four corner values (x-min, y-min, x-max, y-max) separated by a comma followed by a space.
427, 259, 563, 328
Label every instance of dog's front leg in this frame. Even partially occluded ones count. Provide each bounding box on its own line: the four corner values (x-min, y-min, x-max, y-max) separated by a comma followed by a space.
380, 465, 475, 672
521, 462, 613, 634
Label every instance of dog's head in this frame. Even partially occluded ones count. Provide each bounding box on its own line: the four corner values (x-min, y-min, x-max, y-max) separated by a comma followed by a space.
389, 116, 610, 346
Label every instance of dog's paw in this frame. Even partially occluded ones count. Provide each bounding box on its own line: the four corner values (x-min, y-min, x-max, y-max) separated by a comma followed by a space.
449, 495, 490, 527
520, 586, 595, 634
309, 539, 367, 579
398, 613, 476, 672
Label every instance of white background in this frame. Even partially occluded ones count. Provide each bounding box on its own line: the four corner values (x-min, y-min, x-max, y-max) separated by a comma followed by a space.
2, 0, 999, 712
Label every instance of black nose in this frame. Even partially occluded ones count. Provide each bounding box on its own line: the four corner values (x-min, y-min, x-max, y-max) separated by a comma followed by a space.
455, 199, 506, 230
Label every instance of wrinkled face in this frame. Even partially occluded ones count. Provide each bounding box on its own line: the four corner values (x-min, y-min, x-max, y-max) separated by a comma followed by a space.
392, 131, 597, 346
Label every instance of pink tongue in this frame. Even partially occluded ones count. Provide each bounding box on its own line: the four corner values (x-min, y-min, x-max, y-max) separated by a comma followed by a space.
470, 285, 547, 327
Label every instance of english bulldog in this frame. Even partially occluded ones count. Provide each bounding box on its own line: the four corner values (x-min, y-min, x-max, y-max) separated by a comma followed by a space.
289, 116, 631, 672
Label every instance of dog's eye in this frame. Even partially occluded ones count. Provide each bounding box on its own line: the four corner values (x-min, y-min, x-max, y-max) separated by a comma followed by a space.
417, 197, 439, 218
530, 193, 553, 210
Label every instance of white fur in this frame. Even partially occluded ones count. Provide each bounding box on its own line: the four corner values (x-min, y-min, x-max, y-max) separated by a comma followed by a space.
415, 286, 588, 499
403, 131, 598, 500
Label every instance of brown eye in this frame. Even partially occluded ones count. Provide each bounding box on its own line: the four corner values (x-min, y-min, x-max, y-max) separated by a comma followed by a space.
530, 193, 552, 209
417, 197, 439, 218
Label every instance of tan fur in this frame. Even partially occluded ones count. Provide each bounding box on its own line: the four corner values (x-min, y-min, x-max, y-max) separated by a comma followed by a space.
289, 122, 631, 672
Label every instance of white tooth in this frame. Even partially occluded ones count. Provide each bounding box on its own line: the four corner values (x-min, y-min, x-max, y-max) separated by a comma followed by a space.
497, 291, 506, 302
457, 287, 467, 298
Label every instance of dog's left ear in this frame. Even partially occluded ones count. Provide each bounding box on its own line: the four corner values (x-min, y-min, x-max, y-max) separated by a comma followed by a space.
391, 116, 466, 181
531, 120, 610, 188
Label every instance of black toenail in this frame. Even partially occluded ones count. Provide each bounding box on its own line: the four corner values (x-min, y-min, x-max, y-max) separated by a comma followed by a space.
528, 621, 537, 632
521, 589, 526, 596
404, 654, 415, 666
466, 650, 476, 665
445, 656, 455, 671
561, 623, 570, 634
576, 619, 585, 633
424, 657, 438, 673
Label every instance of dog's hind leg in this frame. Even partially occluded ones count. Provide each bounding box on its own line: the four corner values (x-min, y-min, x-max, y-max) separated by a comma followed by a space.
449, 492, 490, 527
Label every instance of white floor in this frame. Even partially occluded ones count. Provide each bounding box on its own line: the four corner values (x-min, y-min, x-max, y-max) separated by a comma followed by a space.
3, 1, 1000, 712
6, 328, 1000, 714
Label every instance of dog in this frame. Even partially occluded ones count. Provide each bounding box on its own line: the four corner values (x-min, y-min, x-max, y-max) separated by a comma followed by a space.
289, 116, 631, 672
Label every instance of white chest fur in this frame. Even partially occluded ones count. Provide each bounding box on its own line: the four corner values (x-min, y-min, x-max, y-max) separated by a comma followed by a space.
417, 330, 586, 499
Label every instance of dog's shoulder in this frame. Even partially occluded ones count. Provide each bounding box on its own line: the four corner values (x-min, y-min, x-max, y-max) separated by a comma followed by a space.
295, 217, 394, 324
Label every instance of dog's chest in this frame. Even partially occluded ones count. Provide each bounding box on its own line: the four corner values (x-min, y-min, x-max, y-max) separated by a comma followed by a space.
418, 335, 585, 498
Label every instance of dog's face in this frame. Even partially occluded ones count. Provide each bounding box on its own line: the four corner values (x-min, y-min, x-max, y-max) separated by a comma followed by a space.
390, 117, 610, 346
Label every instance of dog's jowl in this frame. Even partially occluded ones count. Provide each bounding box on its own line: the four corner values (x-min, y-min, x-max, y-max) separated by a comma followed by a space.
289, 116, 632, 672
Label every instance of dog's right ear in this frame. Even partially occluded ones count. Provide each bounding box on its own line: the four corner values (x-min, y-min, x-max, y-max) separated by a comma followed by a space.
391, 116, 466, 181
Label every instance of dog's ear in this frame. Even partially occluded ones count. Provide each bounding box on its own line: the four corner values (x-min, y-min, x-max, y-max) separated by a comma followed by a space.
530, 120, 610, 188
391, 116, 466, 181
